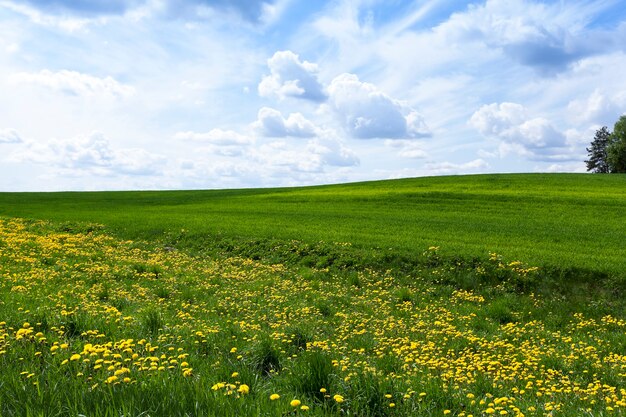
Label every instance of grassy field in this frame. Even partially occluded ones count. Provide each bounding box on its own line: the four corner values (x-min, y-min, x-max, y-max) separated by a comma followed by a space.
0, 173, 625, 278
1, 218, 625, 416
1, 173, 626, 416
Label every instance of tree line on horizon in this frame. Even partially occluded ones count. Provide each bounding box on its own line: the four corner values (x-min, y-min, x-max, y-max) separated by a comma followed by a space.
586, 115, 626, 173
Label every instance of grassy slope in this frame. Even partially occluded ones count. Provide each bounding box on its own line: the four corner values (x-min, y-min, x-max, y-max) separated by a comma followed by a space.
0, 173, 625, 277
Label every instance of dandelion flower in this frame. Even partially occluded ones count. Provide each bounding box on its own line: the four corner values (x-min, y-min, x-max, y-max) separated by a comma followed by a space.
270, 393, 280, 401
333, 394, 344, 403
238, 384, 250, 394
301, 405, 310, 411
290, 399, 301, 407
70, 354, 81, 361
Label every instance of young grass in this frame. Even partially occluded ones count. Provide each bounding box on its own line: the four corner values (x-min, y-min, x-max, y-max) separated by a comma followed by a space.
1, 172, 626, 416
0, 173, 625, 280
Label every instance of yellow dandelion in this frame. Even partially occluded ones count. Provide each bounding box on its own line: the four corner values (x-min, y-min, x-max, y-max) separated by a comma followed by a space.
290, 399, 301, 407
270, 393, 280, 401
333, 394, 344, 403
238, 384, 250, 394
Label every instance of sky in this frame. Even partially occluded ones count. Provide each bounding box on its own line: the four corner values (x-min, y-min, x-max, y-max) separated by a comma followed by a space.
0, 0, 625, 191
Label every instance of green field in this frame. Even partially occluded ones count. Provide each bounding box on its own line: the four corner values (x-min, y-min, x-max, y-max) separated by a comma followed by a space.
1, 173, 625, 278
2, 173, 626, 416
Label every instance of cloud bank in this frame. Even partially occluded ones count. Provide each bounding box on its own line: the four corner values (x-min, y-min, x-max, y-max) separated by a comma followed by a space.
470, 102, 572, 161
10, 70, 134, 98
0, 128, 23, 144
13, 132, 165, 176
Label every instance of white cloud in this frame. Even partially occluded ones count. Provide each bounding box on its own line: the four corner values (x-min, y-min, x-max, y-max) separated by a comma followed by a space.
327, 73, 430, 139
0, 128, 22, 143
12, 132, 164, 176
173, 129, 254, 157
10, 70, 135, 98
258, 50, 326, 102
566, 89, 626, 127
423, 158, 489, 175
174, 129, 253, 145
469, 102, 572, 161
0, 1, 100, 31
252, 107, 317, 137
438, 0, 616, 74
250, 136, 359, 174
306, 137, 359, 168
384, 139, 428, 159
543, 162, 586, 173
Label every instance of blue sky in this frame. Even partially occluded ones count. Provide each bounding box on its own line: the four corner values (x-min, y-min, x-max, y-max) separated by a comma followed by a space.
1, 0, 625, 191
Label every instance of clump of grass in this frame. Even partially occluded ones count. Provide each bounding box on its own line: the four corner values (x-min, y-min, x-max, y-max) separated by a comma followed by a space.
316, 302, 333, 317
154, 285, 170, 299
141, 308, 163, 335
251, 339, 281, 377
62, 314, 86, 339
296, 350, 334, 401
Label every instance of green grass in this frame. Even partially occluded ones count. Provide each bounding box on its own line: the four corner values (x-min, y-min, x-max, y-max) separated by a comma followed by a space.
0, 173, 625, 280
1, 217, 625, 416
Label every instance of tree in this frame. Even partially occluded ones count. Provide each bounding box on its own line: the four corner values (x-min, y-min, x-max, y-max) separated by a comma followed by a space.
607, 115, 626, 173
585, 126, 612, 173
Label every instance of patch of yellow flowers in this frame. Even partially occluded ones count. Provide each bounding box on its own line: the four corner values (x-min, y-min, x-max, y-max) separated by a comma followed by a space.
0, 218, 624, 416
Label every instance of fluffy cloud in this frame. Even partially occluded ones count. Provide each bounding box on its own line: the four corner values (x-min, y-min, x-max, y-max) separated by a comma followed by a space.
306, 137, 359, 168
470, 102, 572, 161
252, 107, 317, 138
174, 129, 252, 145
250, 136, 359, 174
440, 0, 614, 74
258, 50, 326, 102
384, 139, 428, 159
174, 129, 254, 157
0, 128, 23, 144
10, 70, 135, 98
327, 73, 430, 139
566, 89, 626, 127
12, 132, 165, 176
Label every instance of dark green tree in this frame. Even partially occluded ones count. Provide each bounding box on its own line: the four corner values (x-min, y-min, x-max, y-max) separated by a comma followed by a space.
607, 115, 626, 173
585, 126, 612, 173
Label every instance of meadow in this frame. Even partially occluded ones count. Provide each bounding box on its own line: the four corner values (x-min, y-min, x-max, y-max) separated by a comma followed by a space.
1, 173, 625, 279
0, 173, 625, 416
